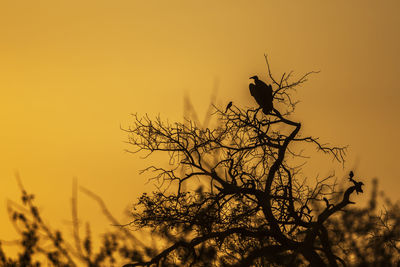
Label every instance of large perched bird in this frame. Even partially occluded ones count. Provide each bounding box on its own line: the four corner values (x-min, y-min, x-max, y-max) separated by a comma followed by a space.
249, 76, 273, 115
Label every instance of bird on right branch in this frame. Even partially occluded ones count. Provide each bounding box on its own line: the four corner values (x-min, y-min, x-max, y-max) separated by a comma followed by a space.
349, 171, 364, 194
249, 75, 273, 115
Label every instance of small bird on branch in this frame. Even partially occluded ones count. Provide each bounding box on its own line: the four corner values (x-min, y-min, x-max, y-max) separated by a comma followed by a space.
349, 171, 364, 194
225, 101, 233, 113
249, 75, 273, 115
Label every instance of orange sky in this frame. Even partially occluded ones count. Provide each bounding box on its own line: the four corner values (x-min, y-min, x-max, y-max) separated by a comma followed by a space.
1, 0, 399, 250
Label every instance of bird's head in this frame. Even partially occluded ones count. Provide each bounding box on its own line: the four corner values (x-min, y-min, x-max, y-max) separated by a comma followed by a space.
249, 75, 258, 80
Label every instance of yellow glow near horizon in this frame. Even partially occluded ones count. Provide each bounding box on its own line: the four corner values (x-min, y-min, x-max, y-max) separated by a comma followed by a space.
1, 0, 399, 255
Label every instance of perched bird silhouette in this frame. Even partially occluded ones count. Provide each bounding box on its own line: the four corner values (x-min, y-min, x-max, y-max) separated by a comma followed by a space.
349, 171, 364, 194
249, 76, 273, 115
225, 101, 233, 113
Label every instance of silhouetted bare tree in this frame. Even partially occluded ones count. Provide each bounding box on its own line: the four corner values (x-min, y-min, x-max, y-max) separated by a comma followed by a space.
2, 58, 399, 267
120, 58, 377, 266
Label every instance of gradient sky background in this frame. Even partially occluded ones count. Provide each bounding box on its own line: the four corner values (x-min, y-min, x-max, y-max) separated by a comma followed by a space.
1, 0, 399, 251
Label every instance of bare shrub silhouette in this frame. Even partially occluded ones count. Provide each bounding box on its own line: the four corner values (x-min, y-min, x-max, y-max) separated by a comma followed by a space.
1, 176, 146, 266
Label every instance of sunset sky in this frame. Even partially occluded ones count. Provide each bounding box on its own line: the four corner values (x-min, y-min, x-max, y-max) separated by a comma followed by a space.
1, 0, 399, 249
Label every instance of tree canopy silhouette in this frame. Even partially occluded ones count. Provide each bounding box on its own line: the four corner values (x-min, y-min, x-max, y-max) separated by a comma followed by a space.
120, 57, 380, 266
